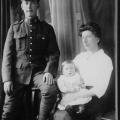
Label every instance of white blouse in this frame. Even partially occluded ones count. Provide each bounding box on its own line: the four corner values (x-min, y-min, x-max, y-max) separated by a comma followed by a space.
73, 49, 113, 98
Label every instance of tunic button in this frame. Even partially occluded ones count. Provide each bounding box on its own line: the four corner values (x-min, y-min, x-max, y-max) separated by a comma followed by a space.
30, 42, 32, 45
30, 37, 32, 39
29, 61, 32, 64
30, 55, 32, 57
30, 30, 32, 32
30, 49, 32, 51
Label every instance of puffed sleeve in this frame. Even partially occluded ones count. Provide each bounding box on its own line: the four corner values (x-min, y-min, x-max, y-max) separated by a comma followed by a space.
89, 56, 113, 98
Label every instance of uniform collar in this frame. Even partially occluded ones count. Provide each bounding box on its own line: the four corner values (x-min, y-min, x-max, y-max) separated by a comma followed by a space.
25, 16, 39, 25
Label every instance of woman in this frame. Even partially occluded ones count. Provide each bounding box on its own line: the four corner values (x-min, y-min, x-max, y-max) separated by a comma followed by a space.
54, 22, 113, 120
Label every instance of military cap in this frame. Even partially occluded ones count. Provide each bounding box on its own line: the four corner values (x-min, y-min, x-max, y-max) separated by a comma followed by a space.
21, 0, 40, 3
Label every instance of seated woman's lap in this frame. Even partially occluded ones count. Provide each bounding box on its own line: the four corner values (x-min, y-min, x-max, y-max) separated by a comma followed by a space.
54, 96, 101, 120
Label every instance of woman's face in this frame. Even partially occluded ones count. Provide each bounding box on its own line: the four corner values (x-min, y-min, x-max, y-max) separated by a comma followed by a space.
21, 1, 39, 19
82, 30, 99, 52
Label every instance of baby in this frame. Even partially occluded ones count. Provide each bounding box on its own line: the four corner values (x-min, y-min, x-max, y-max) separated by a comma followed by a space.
57, 60, 92, 114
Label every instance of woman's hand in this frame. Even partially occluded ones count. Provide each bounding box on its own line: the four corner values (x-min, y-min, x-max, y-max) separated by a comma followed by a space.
78, 89, 95, 98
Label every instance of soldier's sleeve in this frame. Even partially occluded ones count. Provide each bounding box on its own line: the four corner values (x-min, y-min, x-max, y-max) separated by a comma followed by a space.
2, 24, 14, 83
44, 25, 60, 78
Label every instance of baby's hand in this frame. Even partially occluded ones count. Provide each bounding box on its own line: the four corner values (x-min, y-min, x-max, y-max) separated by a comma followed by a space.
74, 87, 80, 91
68, 87, 79, 92
81, 84, 86, 89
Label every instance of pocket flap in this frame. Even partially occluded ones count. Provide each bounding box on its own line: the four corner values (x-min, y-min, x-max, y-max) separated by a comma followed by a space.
14, 33, 27, 39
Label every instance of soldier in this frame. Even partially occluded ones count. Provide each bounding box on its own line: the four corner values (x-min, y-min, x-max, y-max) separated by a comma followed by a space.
1, 0, 60, 120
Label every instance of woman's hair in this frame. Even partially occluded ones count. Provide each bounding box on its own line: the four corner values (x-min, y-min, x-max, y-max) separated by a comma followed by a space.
79, 22, 101, 39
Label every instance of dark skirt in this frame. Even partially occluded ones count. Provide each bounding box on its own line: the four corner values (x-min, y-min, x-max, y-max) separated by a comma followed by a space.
54, 96, 102, 120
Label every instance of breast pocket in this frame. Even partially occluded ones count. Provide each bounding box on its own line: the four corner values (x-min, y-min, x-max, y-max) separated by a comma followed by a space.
14, 33, 27, 51
36, 34, 48, 48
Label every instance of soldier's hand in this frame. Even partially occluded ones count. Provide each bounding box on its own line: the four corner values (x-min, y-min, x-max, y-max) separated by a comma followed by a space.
43, 72, 54, 85
4, 81, 13, 96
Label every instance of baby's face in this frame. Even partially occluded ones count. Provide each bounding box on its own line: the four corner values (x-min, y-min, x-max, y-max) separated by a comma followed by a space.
63, 64, 76, 77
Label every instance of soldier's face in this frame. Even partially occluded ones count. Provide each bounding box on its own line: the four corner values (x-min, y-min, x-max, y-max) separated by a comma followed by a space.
21, 1, 39, 19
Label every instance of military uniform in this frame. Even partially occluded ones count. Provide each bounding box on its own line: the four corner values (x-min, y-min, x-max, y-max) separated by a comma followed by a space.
2, 17, 60, 120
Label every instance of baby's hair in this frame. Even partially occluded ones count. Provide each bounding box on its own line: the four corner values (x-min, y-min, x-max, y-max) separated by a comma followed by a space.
61, 60, 76, 74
